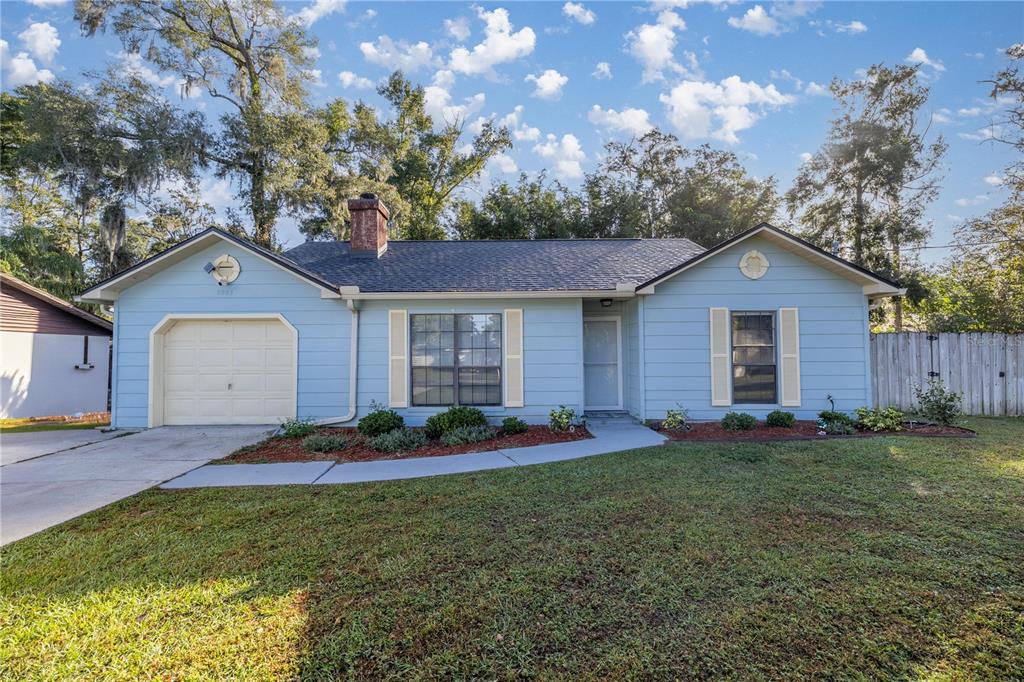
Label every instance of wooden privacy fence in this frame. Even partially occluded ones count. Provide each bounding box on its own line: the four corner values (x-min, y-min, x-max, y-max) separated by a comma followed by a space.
871, 332, 1024, 416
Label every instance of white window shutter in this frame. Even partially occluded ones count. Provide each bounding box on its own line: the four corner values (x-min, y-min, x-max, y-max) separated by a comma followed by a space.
388, 310, 408, 408
504, 309, 524, 407
709, 307, 731, 406
778, 307, 801, 407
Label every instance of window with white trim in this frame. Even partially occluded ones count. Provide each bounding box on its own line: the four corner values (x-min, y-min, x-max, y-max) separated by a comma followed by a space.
731, 311, 776, 403
410, 314, 502, 406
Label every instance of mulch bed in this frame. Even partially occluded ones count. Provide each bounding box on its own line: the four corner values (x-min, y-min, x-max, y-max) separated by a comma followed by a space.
220, 425, 592, 464
657, 420, 976, 443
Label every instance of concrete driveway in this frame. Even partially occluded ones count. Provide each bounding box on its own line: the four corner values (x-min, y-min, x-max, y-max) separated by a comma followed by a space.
1, 428, 125, 466
1, 425, 272, 545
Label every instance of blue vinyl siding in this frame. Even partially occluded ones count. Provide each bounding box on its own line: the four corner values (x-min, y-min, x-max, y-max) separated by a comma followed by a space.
641, 236, 871, 420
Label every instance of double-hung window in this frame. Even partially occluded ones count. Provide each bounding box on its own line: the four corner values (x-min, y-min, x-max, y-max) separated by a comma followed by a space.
731, 311, 777, 403
410, 314, 502, 406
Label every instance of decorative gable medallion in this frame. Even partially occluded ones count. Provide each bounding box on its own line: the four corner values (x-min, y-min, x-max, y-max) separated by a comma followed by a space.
207, 254, 241, 285
739, 250, 769, 280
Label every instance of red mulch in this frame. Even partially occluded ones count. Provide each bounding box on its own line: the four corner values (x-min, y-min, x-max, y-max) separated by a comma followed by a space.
658, 419, 975, 442
221, 425, 592, 464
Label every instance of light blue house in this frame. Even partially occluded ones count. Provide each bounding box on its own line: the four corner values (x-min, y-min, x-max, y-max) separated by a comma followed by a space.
80, 195, 903, 429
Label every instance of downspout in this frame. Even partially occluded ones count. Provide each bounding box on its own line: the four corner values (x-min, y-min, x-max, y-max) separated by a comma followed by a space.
316, 299, 360, 425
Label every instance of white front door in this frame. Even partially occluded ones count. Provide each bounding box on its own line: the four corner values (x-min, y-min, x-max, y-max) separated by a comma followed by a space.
583, 317, 622, 410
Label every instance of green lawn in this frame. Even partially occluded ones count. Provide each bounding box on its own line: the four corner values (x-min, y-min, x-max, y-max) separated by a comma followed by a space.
2, 418, 1022, 680
0, 420, 109, 433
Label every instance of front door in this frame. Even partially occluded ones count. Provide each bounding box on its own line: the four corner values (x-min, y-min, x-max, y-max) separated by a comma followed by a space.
583, 317, 622, 410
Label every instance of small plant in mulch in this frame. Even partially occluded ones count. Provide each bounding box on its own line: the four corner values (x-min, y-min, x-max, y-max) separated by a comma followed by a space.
549, 405, 579, 432
358, 401, 405, 437
854, 406, 905, 432
914, 379, 964, 425
301, 433, 351, 453
441, 425, 499, 446
367, 428, 429, 453
501, 417, 529, 435
721, 412, 757, 431
817, 410, 856, 435
661, 405, 690, 431
280, 418, 317, 438
766, 410, 795, 428
424, 406, 488, 439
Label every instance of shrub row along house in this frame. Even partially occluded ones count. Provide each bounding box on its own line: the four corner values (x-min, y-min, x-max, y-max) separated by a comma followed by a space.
79, 194, 903, 428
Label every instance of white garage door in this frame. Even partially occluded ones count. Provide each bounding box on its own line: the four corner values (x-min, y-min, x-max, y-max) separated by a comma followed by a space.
161, 318, 296, 425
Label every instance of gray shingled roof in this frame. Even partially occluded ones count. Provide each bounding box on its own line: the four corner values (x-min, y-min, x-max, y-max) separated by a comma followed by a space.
282, 239, 706, 292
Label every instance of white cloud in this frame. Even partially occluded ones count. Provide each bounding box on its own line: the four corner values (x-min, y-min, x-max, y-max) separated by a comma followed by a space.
533, 133, 586, 179
659, 75, 794, 143
563, 2, 596, 25
25, 0, 69, 6
444, 16, 471, 41
983, 174, 1004, 186
423, 70, 486, 123
120, 51, 176, 88
905, 47, 945, 72
490, 152, 518, 174
592, 61, 612, 79
799, 151, 813, 163
804, 81, 828, 96
932, 108, 953, 124
625, 9, 697, 83
954, 195, 989, 207
18, 22, 60, 64
338, 70, 374, 89
303, 46, 321, 61
588, 105, 653, 135
294, 0, 347, 27
834, 20, 867, 34
959, 125, 1000, 141
727, 5, 781, 36
525, 69, 568, 100
448, 7, 536, 76
304, 69, 325, 86
957, 107, 982, 117
360, 36, 434, 71
0, 39, 54, 87
965, 51, 985, 59
499, 105, 541, 141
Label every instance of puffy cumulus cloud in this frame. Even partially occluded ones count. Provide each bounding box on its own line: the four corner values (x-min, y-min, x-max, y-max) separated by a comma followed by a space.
293, 0, 347, 27
338, 70, 374, 89
26, 0, 70, 6
799, 151, 813, 163
659, 76, 794, 144
588, 105, 653, 135
563, 2, 596, 25
304, 69, 325, 87
533, 133, 586, 179
932, 108, 953, 124
500, 105, 541, 141
905, 47, 945, 72
0, 39, 55, 87
444, 16, 471, 41
727, 5, 781, 35
448, 7, 535, 76
804, 81, 828, 96
120, 51, 176, 87
360, 35, 434, 71
18, 22, 60, 64
525, 69, 568, 100
625, 9, 698, 83
958, 107, 982, 117
983, 174, 1004, 186
490, 152, 518, 174
423, 70, 486, 123
954, 195, 989, 207
834, 20, 867, 34
592, 61, 612, 79
959, 125, 1000, 141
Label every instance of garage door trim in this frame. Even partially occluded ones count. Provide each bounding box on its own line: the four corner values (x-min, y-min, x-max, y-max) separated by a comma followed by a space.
147, 313, 298, 428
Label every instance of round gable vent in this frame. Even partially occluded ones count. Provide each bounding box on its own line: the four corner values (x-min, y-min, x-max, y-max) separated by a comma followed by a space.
739, 250, 769, 280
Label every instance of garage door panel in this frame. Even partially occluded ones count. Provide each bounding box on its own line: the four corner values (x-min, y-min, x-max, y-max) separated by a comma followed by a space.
160, 318, 296, 426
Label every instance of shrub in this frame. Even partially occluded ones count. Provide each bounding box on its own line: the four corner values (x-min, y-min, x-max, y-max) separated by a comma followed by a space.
662, 406, 689, 430
549, 405, 578, 432
441, 425, 499, 446
501, 416, 529, 435
854, 406, 904, 432
721, 412, 757, 431
914, 379, 963, 425
357, 402, 404, 437
424, 406, 488, 439
301, 433, 350, 453
765, 410, 795, 428
280, 417, 317, 438
367, 428, 428, 453
817, 410, 855, 435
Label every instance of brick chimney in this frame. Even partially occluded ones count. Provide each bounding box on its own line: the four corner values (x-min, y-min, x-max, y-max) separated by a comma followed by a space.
348, 193, 390, 258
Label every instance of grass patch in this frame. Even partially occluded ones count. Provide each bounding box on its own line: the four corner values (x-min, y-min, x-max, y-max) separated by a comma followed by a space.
0, 421, 109, 433
2, 417, 1022, 679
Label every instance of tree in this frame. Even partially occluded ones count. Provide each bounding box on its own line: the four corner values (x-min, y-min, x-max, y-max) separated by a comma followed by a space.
76, 0, 319, 247
448, 172, 578, 240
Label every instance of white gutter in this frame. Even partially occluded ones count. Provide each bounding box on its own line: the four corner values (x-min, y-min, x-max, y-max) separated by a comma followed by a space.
316, 299, 360, 425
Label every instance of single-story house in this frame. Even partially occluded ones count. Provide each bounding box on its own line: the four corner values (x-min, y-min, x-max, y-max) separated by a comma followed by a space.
1, 273, 112, 419
79, 195, 903, 429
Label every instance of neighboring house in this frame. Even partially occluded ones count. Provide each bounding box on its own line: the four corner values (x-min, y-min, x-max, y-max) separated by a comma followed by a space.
1, 273, 112, 419
79, 195, 903, 429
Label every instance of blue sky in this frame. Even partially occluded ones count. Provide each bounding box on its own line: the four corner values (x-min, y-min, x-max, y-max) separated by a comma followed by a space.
1, 1, 1019, 260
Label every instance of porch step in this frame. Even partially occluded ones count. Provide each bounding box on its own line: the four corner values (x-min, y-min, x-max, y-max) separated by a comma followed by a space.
584, 411, 638, 426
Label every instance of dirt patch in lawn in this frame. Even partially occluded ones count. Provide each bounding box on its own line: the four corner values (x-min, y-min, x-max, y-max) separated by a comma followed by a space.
657, 420, 975, 442
220, 425, 592, 464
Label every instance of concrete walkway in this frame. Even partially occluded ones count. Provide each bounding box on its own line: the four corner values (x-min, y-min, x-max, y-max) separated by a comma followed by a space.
160, 421, 667, 489
1, 428, 126, 466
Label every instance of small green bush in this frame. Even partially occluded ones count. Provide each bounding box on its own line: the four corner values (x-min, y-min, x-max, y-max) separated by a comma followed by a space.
721, 412, 757, 431
549, 405, 578, 432
817, 410, 855, 435
367, 428, 428, 453
441, 425, 499, 446
765, 410, 795, 428
501, 416, 529, 435
424, 406, 488, 439
358, 403, 405, 437
662, 406, 689, 430
914, 379, 963, 425
854, 406, 904, 432
280, 417, 317, 438
301, 433, 350, 453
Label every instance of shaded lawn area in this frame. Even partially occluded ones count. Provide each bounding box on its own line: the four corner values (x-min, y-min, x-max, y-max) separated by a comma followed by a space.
2, 418, 1022, 680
